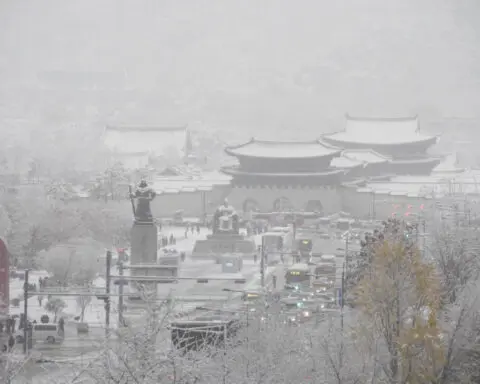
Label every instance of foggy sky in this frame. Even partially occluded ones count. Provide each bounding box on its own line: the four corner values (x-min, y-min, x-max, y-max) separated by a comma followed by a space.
0, 0, 479, 142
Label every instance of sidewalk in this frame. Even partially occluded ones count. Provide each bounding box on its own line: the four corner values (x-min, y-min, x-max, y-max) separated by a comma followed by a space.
158, 226, 209, 252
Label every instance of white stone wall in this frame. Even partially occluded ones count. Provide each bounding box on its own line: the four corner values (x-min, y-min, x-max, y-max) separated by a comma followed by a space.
151, 185, 230, 217
339, 186, 436, 220
227, 186, 341, 213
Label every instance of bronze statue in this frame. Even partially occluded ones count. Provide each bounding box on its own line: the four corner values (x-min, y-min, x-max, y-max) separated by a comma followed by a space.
130, 180, 156, 224
213, 198, 239, 235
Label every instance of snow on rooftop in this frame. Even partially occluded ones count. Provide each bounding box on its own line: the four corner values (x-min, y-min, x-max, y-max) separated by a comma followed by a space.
331, 156, 364, 169
323, 115, 436, 145
354, 171, 480, 197
225, 139, 341, 159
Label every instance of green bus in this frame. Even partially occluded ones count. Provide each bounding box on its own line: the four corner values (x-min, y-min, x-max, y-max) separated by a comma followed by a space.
285, 263, 311, 290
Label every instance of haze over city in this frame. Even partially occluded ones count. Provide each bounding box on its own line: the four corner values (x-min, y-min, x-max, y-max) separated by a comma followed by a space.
1, 1, 480, 383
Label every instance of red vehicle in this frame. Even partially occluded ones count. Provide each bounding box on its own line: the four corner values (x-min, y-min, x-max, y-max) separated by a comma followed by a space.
0, 239, 9, 319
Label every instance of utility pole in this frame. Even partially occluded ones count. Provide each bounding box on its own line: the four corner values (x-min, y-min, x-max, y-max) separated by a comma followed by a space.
341, 262, 345, 332
260, 235, 265, 288
345, 231, 349, 261
105, 251, 112, 338
422, 219, 427, 259
23, 269, 29, 354
117, 261, 124, 327
292, 221, 297, 243
339, 262, 345, 368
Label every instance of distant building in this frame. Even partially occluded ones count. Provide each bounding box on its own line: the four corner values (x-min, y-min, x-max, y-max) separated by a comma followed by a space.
103, 126, 192, 170
322, 115, 441, 175
221, 139, 345, 213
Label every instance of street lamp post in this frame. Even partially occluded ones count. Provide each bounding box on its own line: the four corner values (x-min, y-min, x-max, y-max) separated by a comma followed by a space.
105, 251, 112, 338
260, 236, 266, 288
340, 262, 345, 329
23, 269, 29, 355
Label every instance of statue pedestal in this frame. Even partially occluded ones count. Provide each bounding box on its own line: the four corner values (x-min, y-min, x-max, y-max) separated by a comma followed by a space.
191, 233, 257, 262
130, 223, 158, 298
131, 223, 158, 264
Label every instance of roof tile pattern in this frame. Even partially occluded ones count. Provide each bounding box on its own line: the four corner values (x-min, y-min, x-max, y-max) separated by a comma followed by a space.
225, 138, 341, 159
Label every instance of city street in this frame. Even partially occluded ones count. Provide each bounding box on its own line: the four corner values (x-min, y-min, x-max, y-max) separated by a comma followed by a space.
9, 227, 294, 381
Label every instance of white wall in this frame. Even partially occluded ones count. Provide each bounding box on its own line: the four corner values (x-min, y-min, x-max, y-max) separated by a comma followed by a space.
227, 186, 341, 213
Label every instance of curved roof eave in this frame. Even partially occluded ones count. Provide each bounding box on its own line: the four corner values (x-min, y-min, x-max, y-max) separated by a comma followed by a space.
224, 138, 342, 159
220, 166, 346, 178
105, 125, 188, 133
321, 135, 438, 148
345, 113, 419, 122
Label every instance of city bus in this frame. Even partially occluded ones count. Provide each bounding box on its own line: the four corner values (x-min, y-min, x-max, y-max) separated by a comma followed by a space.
285, 263, 311, 290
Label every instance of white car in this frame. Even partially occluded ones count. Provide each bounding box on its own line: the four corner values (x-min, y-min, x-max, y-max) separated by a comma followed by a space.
15, 323, 64, 344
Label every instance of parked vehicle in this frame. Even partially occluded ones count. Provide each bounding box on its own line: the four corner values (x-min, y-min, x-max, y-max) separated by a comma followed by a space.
15, 323, 64, 344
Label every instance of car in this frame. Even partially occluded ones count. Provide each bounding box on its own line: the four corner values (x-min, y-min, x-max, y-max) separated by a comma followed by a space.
320, 254, 336, 262
317, 232, 331, 239
312, 277, 334, 292
15, 323, 64, 344
279, 311, 301, 326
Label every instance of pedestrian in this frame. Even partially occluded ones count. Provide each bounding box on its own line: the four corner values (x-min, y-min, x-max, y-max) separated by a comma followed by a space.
8, 334, 14, 352
253, 253, 257, 263
58, 317, 65, 335
38, 295, 43, 306
169, 234, 174, 245
280, 253, 284, 264
272, 275, 277, 289
196, 223, 200, 234
184, 227, 188, 239
190, 225, 194, 234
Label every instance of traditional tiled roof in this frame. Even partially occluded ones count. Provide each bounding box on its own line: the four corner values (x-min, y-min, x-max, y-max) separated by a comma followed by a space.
355, 171, 480, 198
225, 138, 341, 159
104, 125, 189, 157
341, 149, 391, 164
322, 115, 437, 146
330, 156, 364, 169
221, 166, 345, 178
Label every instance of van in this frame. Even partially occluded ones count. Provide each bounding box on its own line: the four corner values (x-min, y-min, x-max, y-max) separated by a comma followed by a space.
15, 323, 64, 344
320, 254, 336, 264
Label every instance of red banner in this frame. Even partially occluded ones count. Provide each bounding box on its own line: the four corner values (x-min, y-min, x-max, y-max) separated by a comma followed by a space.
0, 239, 9, 316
